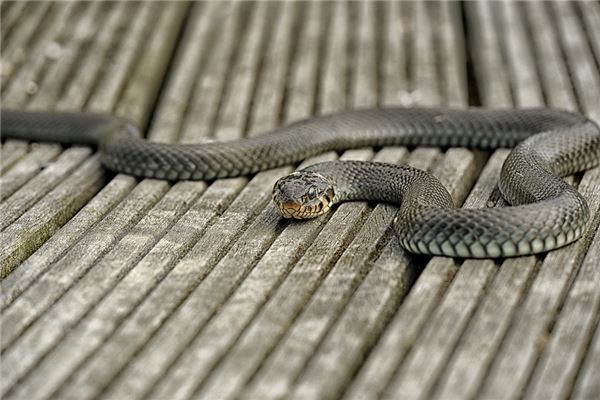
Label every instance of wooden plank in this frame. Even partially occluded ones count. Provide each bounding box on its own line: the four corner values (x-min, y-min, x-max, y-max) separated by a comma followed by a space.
318, 1, 348, 114
0, 2, 186, 278
346, 3, 483, 399
431, 1, 599, 399
143, 5, 345, 398
245, 4, 471, 399
426, 3, 542, 398
0, 1, 54, 94
1, 3, 77, 177
523, 1, 578, 109
526, 169, 600, 400
54, 1, 133, 110
200, 2, 477, 399
0, 3, 110, 263
176, 2, 239, 143
13, 3, 283, 399
0, 1, 28, 42
116, 3, 189, 128
2, 2, 599, 399
0, 143, 62, 200
463, 2, 600, 400
0, 176, 136, 309
0, 147, 92, 230
1, 176, 165, 389
436, 1, 468, 107
81, 5, 293, 398
0, 141, 29, 175
0, 2, 163, 298
464, 0, 512, 108
572, 267, 600, 399
521, 2, 600, 398
344, 3, 471, 399
288, 146, 483, 399
0, 153, 103, 280
28, 1, 108, 109
550, 1, 600, 121
579, 1, 600, 70
87, 2, 156, 114
4, 2, 94, 107
0, 2, 189, 397
192, 3, 379, 398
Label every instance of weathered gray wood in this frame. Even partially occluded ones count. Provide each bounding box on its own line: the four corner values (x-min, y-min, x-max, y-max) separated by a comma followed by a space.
0, 144, 62, 200
176, 2, 239, 143
0, 1, 54, 94
0, 147, 92, 230
54, 1, 133, 110
193, 3, 380, 398
1, 2, 189, 397
3, 2, 89, 106
1, 3, 76, 177
520, 2, 600, 398
141, 6, 345, 399
0, 176, 136, 309
0, 1, 28, 42
0, 3, 121, 270
465, 0, 512, 108
379, 1, 407, 107
0, 151, 101, 278
526, 168, 600, 400
572, 256, 600, 399
0, 2, 166, 294
211, 2, 271, 142
349, 3, 484, 399
427, 2, 600, 399
551, 1, 600, 121
17, 179, 243, 399
21, 3, 287, 399
87, 2, 156, 114
318, 1, 348, 114
28, 1, 107, 109
85, 4, 301, 399
437, 1, 468, 108
2, 2, 600, 399
248, 4, 469, 399
0, 2, 186, 279
580, 1, 600, 71
469, 2, 600, 399
1, 177, 164, 387
116, 2, 189, 128
290, 148, 483, 400
423, 3, 541, 398
344, 3, 473, 399
0, 141, 29, 174
482, 177, 599, 400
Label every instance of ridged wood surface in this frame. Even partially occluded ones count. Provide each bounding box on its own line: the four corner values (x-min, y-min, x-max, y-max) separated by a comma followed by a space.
1, 2, 599, 399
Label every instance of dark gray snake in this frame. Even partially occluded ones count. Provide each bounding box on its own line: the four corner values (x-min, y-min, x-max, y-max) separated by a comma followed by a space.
2, 108, 599, 258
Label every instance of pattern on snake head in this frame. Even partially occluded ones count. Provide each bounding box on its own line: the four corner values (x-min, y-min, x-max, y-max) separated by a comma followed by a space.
272, 171, 335, 219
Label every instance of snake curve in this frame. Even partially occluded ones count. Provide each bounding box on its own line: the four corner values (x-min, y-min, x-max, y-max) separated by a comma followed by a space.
2, 107, 599, 258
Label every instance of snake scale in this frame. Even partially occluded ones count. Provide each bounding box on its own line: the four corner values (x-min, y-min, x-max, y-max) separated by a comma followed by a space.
2, 107, 599, 258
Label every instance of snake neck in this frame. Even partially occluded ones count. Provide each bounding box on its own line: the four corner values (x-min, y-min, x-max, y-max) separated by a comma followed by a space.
302, 161, 455, 210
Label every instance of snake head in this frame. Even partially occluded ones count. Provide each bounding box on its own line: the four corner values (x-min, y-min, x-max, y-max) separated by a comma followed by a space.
272, 171, 335, 219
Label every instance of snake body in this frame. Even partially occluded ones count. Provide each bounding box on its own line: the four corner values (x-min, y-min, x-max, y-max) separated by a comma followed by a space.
2, 107, 599, 257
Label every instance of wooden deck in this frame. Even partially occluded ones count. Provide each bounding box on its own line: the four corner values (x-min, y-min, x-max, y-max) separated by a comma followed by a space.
1, 1, 600, 399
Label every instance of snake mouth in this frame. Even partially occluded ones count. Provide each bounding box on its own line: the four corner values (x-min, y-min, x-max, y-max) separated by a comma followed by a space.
276, 201, 303, 219
274, 198, 332, 219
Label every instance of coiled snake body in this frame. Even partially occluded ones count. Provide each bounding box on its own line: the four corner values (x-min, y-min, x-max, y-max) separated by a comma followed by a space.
2, 108, 599, 258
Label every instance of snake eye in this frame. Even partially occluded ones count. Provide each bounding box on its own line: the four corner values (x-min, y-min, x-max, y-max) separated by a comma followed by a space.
307, 186, 317, 199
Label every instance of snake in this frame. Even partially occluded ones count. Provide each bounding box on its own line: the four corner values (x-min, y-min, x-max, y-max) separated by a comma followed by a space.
2, 107, 599, 258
